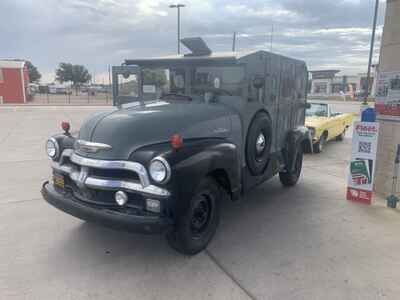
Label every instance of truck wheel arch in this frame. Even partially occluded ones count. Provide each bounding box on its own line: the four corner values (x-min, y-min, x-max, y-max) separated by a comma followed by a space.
208, 169, 234, 200
172, 141, 241, 214
284, 127, 311, 171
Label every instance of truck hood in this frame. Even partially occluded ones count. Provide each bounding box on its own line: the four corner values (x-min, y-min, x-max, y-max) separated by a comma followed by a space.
77, 101, 233, 160
305, 116, 328, 128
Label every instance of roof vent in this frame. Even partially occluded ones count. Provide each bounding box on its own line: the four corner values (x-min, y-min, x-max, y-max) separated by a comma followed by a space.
181, 37, 212, 57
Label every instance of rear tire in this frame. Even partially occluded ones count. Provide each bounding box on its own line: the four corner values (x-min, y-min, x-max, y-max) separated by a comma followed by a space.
313, 134, 326, 153
166, 178, 221, 255
336, 131, 345, 141
279, 147, 303, 187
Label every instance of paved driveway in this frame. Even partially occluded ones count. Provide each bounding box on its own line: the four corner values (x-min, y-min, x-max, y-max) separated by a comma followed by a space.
1, 106, 399, 300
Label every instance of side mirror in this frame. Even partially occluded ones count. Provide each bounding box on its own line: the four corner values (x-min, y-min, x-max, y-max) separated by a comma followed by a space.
306, 102, 311, 109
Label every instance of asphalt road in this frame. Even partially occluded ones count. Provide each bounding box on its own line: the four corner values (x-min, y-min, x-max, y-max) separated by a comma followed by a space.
1, 105, 399, 300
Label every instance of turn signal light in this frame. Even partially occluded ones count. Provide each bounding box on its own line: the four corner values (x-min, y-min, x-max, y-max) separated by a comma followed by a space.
170, 134, 183, 149
61, 121, 70, 133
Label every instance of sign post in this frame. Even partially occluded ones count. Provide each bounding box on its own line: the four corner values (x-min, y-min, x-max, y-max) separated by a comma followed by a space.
347, 121, 380, 205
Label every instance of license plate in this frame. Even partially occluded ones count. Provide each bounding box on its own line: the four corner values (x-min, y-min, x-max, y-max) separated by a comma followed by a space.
53, 173, 65, 189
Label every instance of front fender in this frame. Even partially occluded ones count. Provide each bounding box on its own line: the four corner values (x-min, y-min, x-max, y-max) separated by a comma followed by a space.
130, 139, 240, 217
171, 140, 239, 216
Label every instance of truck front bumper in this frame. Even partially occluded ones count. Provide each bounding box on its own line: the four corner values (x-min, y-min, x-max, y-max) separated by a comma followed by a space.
41, 181, 173, 234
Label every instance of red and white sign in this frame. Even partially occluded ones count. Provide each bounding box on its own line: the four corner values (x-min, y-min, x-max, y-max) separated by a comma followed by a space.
346, 121, 380, 205
375, 71, 400, 118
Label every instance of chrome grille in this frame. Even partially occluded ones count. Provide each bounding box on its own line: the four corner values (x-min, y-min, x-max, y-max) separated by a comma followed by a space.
51, 149, 170, 197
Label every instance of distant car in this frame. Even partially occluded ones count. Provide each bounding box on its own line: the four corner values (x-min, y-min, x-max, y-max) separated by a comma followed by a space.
306, 102, 353, 153
48, 84, 72, 95
354, 90, 366, 101
28, 83, 39, 95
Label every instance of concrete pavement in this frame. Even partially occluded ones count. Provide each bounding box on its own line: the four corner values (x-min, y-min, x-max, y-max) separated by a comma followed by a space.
1, 105, 399, 300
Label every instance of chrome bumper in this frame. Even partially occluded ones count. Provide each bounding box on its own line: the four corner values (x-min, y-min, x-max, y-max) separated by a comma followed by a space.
51, 149, 170, 197
42, 182, 172, 234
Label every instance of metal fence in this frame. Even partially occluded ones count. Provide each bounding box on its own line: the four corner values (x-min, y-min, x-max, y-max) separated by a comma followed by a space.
26, 91, 113, 105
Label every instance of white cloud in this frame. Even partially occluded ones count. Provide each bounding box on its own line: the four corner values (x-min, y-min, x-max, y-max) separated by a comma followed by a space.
225, 4, 299, 19
0, 0, 387, 81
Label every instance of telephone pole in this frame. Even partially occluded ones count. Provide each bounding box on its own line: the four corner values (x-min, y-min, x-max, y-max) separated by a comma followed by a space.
364, 0, 379, 103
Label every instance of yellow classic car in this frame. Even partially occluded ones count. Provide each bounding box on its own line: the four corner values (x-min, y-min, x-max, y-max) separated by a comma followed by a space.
306, 102, 353, 153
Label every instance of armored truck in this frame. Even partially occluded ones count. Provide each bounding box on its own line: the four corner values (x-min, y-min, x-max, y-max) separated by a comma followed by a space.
42, 38, 311, 254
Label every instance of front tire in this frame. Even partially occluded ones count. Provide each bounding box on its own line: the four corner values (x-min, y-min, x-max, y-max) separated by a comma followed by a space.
313, 134, 326, 153
279, 147, 303, 187
166, 178, 221, 255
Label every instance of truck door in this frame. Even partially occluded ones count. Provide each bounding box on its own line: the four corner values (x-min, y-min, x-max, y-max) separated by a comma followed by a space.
112, 65, 142, 106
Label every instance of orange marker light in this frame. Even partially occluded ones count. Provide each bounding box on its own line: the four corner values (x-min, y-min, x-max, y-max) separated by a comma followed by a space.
170, 134, 183, 149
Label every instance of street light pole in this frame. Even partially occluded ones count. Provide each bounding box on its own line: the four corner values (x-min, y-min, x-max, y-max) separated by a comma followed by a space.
232, 31, 237, 52
270, 24, 274, 52
169, 4, 185, 55
364, 0, 379, 104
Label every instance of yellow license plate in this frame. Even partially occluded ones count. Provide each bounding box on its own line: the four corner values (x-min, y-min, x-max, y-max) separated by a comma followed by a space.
53, 173, 65, 188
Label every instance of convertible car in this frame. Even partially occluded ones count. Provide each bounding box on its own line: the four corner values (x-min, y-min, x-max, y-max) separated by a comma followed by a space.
306, 102, 353, 153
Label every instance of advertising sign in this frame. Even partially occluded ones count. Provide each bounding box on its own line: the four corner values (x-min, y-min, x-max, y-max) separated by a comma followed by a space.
347, 121, 380, 204
375, 71, 400, 118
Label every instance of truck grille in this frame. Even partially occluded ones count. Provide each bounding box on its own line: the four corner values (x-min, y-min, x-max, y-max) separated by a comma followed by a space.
51, 149, 170, 198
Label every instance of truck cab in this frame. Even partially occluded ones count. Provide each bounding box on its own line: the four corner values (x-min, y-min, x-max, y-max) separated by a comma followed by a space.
42, 38, 311, 254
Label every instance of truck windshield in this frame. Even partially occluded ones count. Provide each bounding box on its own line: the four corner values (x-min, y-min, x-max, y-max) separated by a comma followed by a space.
140, 66, 245, 101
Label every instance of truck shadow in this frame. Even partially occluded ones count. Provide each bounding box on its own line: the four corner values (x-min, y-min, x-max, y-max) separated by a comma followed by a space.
208, 172, 345, 258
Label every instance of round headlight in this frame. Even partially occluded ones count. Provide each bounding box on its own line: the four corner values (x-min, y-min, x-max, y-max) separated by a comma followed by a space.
149, 157, 171, 183
46, 138, 59, 159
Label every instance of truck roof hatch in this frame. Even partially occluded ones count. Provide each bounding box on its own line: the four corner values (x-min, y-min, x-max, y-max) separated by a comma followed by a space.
181, 37, 212, 57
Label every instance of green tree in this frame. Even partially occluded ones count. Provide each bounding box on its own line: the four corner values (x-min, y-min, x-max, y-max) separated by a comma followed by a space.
143, 69, 167, 87
55, 63, 91, 95
26, 61, 41, 83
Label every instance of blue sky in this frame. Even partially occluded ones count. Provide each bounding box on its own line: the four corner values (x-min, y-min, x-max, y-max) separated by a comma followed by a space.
0, 0, 386, 83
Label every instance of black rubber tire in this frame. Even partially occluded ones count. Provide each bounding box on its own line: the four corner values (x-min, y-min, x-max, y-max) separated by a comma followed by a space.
166, 178, 221, 255
245, 112, 272, 176
279, 146, 303, 187
336, 131, 345, 141
313, 134, 326, 153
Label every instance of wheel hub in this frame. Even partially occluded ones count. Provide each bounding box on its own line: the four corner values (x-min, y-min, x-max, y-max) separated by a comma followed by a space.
256, 133, 266, 154
190, 197, 211, 235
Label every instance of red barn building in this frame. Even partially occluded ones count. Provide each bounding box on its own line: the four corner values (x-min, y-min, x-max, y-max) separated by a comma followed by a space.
0, 60, 30, 104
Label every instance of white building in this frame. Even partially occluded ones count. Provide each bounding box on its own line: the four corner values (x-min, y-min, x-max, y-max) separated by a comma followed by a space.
310, 70, 375, 99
